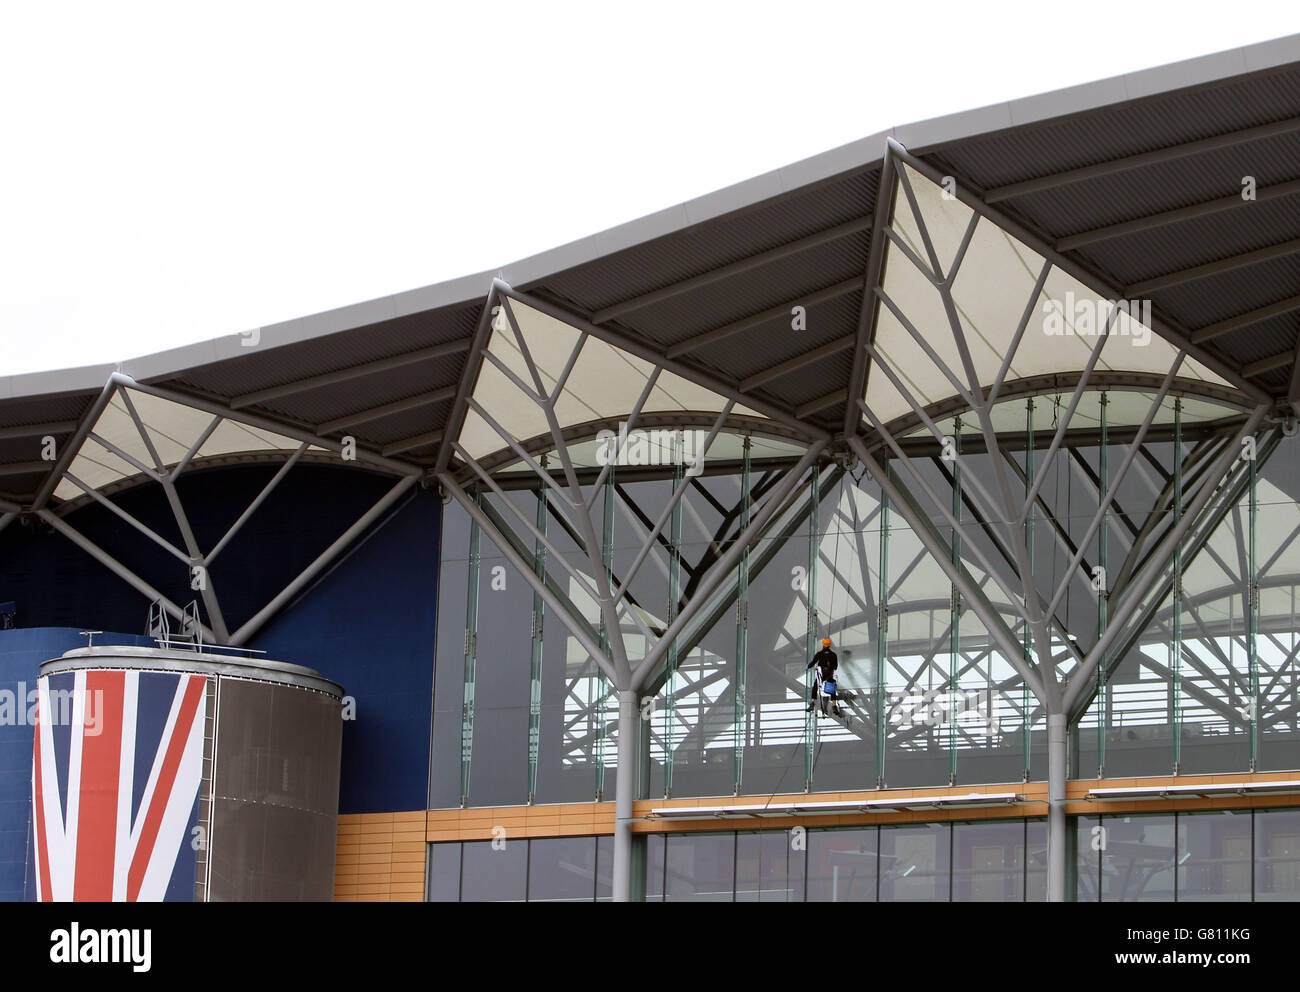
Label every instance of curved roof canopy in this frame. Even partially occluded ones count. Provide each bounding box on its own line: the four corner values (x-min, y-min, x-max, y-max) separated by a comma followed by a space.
3, 34, 1300, 510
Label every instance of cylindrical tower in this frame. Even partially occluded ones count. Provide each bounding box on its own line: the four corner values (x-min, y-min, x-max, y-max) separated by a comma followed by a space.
30, 646, 343, 902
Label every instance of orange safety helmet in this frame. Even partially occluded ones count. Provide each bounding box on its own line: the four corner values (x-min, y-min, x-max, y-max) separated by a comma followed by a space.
821, 638, 831, 648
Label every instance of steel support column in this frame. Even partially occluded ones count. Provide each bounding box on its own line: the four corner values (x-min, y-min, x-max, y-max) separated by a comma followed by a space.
1047, 712, 1067, 902
612, 688, 639, 903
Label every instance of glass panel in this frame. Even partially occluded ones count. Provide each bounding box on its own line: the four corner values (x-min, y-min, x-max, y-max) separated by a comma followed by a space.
664, 832, 735, 902
535, 496, 602, 804
527, 836, 597, 902
468, 528, 532, 807
810, 474, 880, 791
645, 833, 666, 902
1026, 819, 1048, 902
459, 839, 527, 902
1177, 811, 1251, 901
807, 826, 878, 902
1100, 814, 1175, 902
1256, 435, 1300, 772
596, 835, 614, 902
879, 822, 951, 902
1075, 814, 1101, 902
741, 528, 817, 798
426, 842, 461, 901
430, 502, 471, 809
953, 820, 1024, 902
1255, 808, 1300, 900
735, 830, 805, 902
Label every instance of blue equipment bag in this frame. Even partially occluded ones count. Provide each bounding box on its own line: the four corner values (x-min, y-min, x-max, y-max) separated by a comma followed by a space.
821, 680, 836, 696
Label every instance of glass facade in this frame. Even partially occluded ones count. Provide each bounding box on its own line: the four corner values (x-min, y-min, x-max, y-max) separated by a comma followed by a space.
429, 810, 1300, 901
430, 431, 1300, 810
425, 835, 613, 902
1076, 808, 1300, 901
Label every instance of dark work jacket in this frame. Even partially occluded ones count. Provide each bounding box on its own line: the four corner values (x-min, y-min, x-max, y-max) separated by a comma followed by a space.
808, 648, 838, 683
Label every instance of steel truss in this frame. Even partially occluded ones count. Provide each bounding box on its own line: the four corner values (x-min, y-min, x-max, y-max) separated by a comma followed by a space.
10, 372, 420, 646
840, 140, 1276, 901
434, 284, 828, 900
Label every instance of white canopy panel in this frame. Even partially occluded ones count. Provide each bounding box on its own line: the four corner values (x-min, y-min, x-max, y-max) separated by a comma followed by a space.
53, 387, 324, 502
865, 164, 1234, 428
459, 297, 772, 463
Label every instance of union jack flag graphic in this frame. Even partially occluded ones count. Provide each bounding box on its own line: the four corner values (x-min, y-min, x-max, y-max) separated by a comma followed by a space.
31, 669, 208, 901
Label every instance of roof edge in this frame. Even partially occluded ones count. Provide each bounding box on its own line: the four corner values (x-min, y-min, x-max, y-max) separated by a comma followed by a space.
5, 32, 1299, 404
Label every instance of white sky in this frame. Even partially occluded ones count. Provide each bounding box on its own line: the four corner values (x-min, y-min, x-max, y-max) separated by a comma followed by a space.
2, 1, 1298, 377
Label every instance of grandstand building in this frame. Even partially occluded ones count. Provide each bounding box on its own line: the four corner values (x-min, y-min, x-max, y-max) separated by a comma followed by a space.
4, 35, 1300, 902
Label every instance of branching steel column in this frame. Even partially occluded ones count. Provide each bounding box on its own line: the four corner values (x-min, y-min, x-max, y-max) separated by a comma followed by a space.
1048, 712, 1067, 902
460, 501, 481, 807
612, 688, 638, 903
733, 438, 751, 796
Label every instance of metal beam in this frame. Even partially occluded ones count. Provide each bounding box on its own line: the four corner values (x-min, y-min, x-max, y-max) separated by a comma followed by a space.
1191, 293, 1300, 345
663, 277, 864, 360
983, 115, 1300, 203
847, 144, 899, 434
31, 376, 120, 512
0, 461, 50, 478
0, 420, 79, 441
230, 338, 472, 410
228, 475, 417, 645
1290, 333, 1300, 407
317, 387, 457, 435
738, 335, 854, 392
383, 431, 443, 457
592, 215, 872, 324
206, 442, 309, 564
1128, 237, 1300, 297
796, 390, 847, 418
61, 471, 190, 564
37, 509, 215, 642
435, 288, 501, 476
1056, 177, 1300, 252
1243, 351, 1292, 378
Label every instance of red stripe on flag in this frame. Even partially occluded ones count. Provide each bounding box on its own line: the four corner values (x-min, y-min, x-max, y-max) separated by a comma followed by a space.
127, 675, 204, 901
32, 701, 52, 902
73, 671, 124, 901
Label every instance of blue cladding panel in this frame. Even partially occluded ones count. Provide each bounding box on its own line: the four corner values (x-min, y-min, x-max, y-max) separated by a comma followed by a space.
0, 465, 440, 830
251, 489, 439, 815
0, 628, 153, 902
